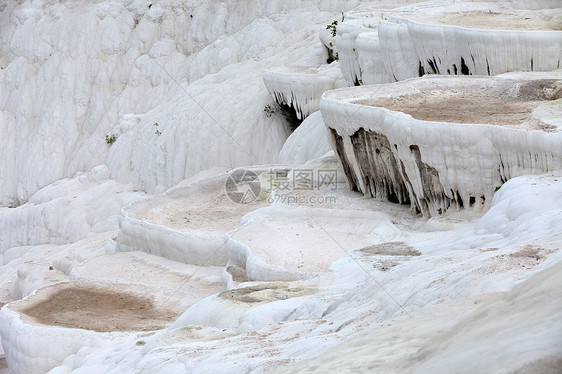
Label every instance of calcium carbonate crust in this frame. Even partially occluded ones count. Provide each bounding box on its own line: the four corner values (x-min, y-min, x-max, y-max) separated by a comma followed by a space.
321, 75, 562, 216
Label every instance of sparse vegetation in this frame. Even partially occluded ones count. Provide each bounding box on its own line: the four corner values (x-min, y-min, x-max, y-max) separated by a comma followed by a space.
154, 122, 162, 136
105, 135, 116, 144
326, 13, 344, 37
263, 104, 276, 117
325, 14, 344, 63
263, 103, 303, 131
326, 20, 338, 37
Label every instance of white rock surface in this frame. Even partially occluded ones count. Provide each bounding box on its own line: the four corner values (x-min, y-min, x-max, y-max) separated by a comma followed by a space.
279, 111, 332, 164
263, 64, 347, 120
1, 0, 562, 373
0, 0, 360, 204
282, 259, 562, 373
335, 2, 562, 85
0, 166, 145, 252
19, 174, 562, 373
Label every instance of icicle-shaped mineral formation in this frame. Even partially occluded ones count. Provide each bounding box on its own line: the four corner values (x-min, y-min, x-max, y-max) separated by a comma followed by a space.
321, 75, 562, 216
263, 65, 346, 120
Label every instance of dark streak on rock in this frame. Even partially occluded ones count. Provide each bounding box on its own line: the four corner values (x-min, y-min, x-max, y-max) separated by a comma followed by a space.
418, 61, 425, 77
349, 129, 410, 205
460, 57, 470, 75
330, 129, 360, 192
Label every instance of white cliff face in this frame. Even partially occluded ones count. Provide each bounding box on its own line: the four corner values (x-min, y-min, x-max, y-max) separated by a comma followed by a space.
0, 0, 188, 205
103, 66, 290, 195
321, 75, 562, 216
0, 0, 360, 205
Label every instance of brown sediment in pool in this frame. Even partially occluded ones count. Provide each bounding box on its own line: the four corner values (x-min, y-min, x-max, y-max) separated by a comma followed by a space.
13, 284, 178, 332
358, 84, 561, 129
125, 167, 287, 234
411, 11, 562, 31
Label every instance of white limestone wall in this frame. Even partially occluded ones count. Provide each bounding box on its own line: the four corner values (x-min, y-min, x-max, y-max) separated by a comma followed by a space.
379, 16, 562, 80
0, 0, 363, 205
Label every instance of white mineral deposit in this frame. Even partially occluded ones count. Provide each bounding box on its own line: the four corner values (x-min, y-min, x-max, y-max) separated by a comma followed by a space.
0, 0, 560, 373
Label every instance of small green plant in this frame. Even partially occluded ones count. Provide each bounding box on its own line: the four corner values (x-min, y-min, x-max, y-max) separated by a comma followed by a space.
105, 134, 116, 144
326, 20, 338, 37
263, 103, 302, 131
325, 14, 345, 63
263, 104, 276, 117
326, 13, 345, 37
154, 122, 162, 136
494, 186, 501, 192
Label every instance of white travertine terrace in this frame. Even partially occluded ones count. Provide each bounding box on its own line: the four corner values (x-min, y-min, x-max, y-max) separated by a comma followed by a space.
1, 0, 562, 373
380, 13, 562, 81
0, 250, 223, 373
336, 3, 562, 85
115, 167, 284, 266
262, 64, 346, 120
225, 205, 398, 282
321, 74, 562, 216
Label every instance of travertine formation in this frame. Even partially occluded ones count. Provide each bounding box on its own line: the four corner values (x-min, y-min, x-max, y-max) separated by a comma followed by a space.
321, 75, 562, 216
336, 3, 562, 85
1, 1, 562, 373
